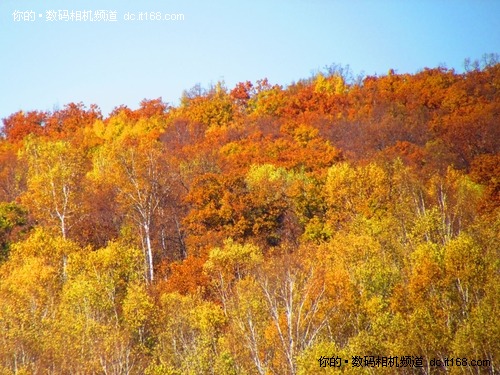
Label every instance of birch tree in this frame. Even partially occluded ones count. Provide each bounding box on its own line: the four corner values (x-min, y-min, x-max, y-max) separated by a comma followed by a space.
20, 137, 85, 239
92, 137, 171, 282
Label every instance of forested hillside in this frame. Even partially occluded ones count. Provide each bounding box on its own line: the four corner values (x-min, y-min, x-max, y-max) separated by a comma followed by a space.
0, 63, 499, 374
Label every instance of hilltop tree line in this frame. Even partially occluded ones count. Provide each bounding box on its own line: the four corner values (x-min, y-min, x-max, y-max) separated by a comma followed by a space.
0, 61, 499, 374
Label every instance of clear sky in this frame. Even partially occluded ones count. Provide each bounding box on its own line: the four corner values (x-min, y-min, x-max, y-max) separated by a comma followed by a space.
1, 0, 499, 121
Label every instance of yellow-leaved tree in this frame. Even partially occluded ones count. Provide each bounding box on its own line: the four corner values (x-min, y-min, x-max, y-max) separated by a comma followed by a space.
19, 136, 86, 240
90, 136, 172, 282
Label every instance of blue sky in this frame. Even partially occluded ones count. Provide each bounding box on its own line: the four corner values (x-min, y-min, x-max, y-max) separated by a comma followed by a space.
1, 0, 499, 120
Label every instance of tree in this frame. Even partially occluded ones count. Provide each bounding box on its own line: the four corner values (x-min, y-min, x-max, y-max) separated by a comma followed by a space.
44, 102, 101, 139
224, 246, 347, 375
91, 137, 172, 282
204, 238, 263, 312
0, 228, 80, 373
324, 162, 390, 229
0, 202, 28, 262
179, 82, 235, 132
19, 137, 86, 240
148, 292, 229, 375
0, 144, 27, 203
53, 240, 145, 373
1, 110, 45, 142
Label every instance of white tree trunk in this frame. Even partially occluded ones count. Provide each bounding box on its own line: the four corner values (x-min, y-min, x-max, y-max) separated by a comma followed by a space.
144, 224, 154, 282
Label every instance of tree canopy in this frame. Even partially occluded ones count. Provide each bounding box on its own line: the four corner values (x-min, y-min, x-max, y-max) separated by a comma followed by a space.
0, 62, 499, 374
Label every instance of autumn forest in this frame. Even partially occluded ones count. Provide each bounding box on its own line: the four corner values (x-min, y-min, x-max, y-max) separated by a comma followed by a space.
0, 62, 499, 374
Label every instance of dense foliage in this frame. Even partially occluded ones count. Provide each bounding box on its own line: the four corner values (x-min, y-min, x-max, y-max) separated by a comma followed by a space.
0, 61, 499, 374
